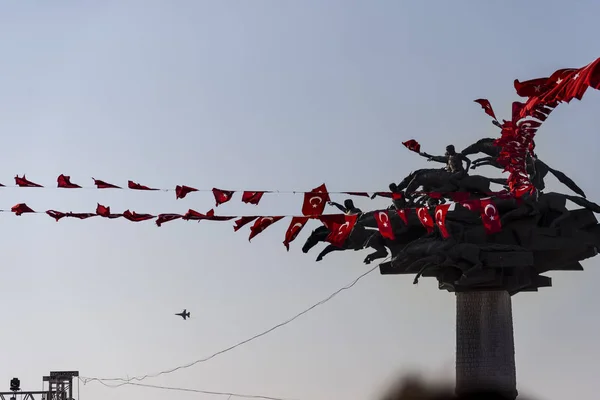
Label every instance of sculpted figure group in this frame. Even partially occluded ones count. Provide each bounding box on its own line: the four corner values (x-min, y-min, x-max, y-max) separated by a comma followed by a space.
302, 139, 600, 294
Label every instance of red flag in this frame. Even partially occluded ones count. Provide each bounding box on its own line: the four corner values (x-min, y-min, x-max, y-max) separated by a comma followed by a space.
182, 209, 212, 221
11, 203, 35, 215
212, 188, 235, 206
326, 214, 358, 247
175, 185, 198, 199
416, 207, 434, 233
241, 191, 265, 205
514, 77, 551, 98
396, 209, 408, 225
66, 212, 97, 220
205, 209, 235, 221
459, 199, 481, 212
234, 216, 258, 231
249, 216, 284, 241
302, 183, 330, 217
434, 204, 451, 238
46, 210, 66, 221
15, 175, 42, 187
318, 214, 346, 230
374, 210, 395, 240
480, 198, 502, 234
156, 213, 183, 227
123, 210, 155, 222
448, 192, 471, 203
402, 139, 421, 153
343, 191, 370, 197
283, 216, 309, 250
474, 99, 497, 120
57, 174, 81, 188
128, 180, 159, 191
96, 204, 122, 218
93, 178, 121, 189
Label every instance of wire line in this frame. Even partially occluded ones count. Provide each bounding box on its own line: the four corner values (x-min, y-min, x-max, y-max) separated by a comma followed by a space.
81, 262, 382, 385
87, 379, 298, 400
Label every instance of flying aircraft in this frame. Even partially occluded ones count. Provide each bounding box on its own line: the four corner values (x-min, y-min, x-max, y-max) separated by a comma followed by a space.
175, 309, 190, 320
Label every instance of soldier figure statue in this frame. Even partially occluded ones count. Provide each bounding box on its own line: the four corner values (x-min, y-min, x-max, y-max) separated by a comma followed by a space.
419, 144, 472, 189
327, 199, 363, 215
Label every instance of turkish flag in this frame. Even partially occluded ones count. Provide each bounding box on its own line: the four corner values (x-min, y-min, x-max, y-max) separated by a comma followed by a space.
128, 180, 159, 191
66, 212, 97, 220
182, 209, 233, 221
11, 203, 35, 215
241, 191, 265, 205
96, 204, 122, 218
318, 214, 346, 230
15, 175, 43, 187
302, 183, 330, 217
93, 178, 121, 189
249, 216, 284, 241
480, 198, 502, 234
233, 216, 258, 232
175, 185, 198, 199
46, 210, 66, 221
459, 199, 481, 212
326, 214, 358, 247
374, 210, 395, 240
402, 139, 421, 153
434, 204, 451, 238
396, 208, 408, 225
57, 174, 81, 188
514, 77, 551, 98
212, 188, 235, 206
371, 192, 393, 199
123, 210, 155, 222
416, 207, 434, 233
283, 216, 309, 250
156, 213, 183, 227
474, 99, 497, 120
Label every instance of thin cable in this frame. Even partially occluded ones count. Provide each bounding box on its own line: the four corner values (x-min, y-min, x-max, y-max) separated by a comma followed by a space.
81, 262, 383, 384
87, 379, 298, 400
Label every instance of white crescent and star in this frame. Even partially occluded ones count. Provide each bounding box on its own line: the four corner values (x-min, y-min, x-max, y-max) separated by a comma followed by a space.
309, 196, 323, 208
435, 209, 444, 226
484, 204, 497, 221
290, 222, 304, 237
378, 211, 389, 228
418, 208, 428, 223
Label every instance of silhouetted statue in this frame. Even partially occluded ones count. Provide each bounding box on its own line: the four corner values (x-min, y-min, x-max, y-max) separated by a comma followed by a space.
419, 144, 472, 187
327, 199, 362, 215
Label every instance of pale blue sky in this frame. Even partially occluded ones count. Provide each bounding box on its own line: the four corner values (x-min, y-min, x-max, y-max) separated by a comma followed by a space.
0, 1, 599, 399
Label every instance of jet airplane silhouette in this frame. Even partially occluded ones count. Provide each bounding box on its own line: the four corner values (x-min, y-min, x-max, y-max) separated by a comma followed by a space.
175, 309, 190, 320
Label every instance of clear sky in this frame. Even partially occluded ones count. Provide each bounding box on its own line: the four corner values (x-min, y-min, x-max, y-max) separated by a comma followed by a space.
0, 1, 599, 399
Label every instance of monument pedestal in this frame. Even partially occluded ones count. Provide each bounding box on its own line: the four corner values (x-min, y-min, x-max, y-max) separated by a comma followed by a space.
455, 291, 518, 399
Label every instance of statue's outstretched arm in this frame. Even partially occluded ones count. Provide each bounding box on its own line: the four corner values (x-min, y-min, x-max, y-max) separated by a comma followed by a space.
328, 201, 347, 213
427, 155, 448, 163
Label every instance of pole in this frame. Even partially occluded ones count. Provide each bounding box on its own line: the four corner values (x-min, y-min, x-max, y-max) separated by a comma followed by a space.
455, 291, 518, 399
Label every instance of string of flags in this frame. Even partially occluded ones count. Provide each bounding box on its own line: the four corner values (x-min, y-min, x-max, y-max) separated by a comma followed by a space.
4, 193, 504, 251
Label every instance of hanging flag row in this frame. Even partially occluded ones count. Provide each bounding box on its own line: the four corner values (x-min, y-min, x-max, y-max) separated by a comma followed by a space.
5, 196, 503, 250
2, 174, 510, 206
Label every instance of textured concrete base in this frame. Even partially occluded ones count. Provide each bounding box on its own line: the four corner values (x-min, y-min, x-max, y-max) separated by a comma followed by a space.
455, 291, 518, 399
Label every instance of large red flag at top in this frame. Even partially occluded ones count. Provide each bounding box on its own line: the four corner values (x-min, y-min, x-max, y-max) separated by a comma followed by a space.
175, 185, 198, 199
302, 183, 330, 217
283, 216, 309, 251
